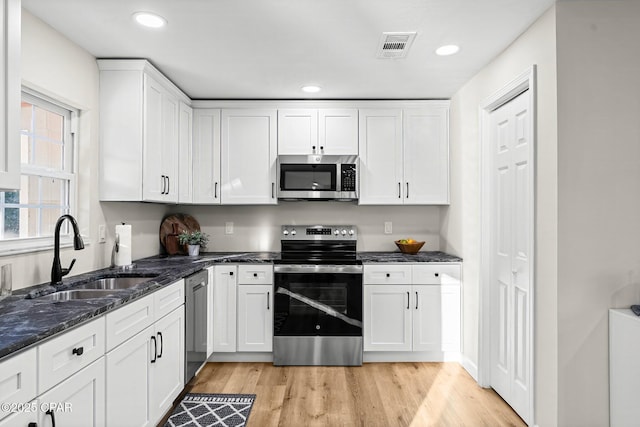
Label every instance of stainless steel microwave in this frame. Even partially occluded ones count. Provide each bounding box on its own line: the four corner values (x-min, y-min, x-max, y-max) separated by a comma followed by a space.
277, 155, 358, 201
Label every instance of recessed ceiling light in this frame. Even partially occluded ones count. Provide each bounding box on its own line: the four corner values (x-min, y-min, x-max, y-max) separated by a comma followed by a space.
302, 85, 322, 93
435, 44, 460, 56
133, 12, 167, 29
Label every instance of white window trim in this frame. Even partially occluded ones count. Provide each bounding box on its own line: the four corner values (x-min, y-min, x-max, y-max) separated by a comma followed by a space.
0, 88, 81, 256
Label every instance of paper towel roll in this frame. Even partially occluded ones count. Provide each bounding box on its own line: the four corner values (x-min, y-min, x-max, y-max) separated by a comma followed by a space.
115, 224, 132, 266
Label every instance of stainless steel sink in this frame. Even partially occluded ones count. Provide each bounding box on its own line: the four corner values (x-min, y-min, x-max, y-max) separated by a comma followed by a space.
77, 276, 156, 291
39, 289, 117, 301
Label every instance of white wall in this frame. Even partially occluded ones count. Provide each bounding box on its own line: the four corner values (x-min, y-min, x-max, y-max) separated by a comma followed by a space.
4, 10, 169, 291
442, 6, 558, 426
169, 204, 441, 252
556, 1, 640, 425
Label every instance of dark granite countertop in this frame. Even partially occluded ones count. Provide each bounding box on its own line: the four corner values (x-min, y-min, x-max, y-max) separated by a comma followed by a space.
358, 251, 462, 263
0, 250, 458, 361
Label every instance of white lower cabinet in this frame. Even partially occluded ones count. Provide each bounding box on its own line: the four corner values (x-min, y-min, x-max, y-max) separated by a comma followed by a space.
106, 296, 185, 427
0, 403, 38, 427
237, 284, 273, 352
363, 264, 461, 359
150, 306, 185, 421
38, 358, 106, 427
213, 265, 238, 352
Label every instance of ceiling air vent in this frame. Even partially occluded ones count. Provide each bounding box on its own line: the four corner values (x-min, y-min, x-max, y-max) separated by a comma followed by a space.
376, 32, 417, 59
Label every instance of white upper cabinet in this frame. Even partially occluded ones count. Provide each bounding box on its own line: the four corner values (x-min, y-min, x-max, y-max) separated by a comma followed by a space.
221, 109, 277, 204
358, 109, 404, 204
178, 102, 193, 204
403, 107, 449, 204
278, 108, 358, 155
98, 59, 190, 202
0, 0, 20, 191
359, 103, 449, 205
192, 108, 221, 204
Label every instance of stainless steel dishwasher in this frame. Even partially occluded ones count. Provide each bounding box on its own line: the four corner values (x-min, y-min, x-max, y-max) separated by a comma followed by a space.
184, 269, 210, 384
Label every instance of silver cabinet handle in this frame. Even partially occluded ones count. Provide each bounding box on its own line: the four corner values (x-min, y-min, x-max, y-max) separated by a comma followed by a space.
398, 182, 401, 198
406, 182, 409, 198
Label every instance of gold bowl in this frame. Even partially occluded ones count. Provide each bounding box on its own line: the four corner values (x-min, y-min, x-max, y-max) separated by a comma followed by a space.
395, 241, 425, 254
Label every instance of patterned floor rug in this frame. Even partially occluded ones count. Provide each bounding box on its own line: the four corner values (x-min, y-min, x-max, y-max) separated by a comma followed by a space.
164, 393, 256, 427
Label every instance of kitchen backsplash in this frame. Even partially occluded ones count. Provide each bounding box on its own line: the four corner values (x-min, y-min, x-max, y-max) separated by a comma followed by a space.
167, 203, 442, 252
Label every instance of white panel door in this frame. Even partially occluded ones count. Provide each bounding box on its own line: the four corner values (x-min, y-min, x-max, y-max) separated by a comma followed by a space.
106, 326, 153, 427
403, 107, 449, 204
318, 109, 358, 155
193, 109, 221, 204
489, 89, 532, 423
38, 358, 105, 427
142, 74, 165, 202
178, 101, 193, 204
364, 284, 411, 351
237, 284, 273, 352
150, 307, 185, 425
358, 109, 403, 204
221, 109, 277, 204
278, 109, 317, 155
213, 265, 238, 352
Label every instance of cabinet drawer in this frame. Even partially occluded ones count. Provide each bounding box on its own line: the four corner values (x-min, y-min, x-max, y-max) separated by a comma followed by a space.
238, 264, 273, 284
106, 293, 154, 351
363, 265, 412, 284
155, 280, 185, 320
412, 265, 461, 285
0, 347, 37, 421
38, 316, 105, 393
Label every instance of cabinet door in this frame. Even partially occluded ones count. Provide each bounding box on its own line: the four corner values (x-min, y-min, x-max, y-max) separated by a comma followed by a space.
237, 284, 273, 352
213, 265, 237, 352
105, 325, 154, 427
178, 102, 193, 204
193, 109, 221, 204
413, 285, 460, 353
161, 93, 179, 202
278, 109, 317, 155
358, 109, 403, 204
221, 109, 277, 204
363, 285, 411, 351
150, 306, 185, 425
0, 347, 37, 421
142, 74, 166, 202
318, 109, 358, 155
38, 358, 105, 427
0, 0, 20, 191
403, 107, 449, 204
0, 403, 37, 427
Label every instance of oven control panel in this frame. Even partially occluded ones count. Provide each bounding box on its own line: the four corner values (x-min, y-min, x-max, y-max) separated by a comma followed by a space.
281, 225, 357, 240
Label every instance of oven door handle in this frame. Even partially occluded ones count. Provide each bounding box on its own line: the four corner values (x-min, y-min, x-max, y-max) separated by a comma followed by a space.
274, 264, 363, 274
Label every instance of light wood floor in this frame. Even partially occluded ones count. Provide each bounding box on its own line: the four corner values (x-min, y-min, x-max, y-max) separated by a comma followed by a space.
171, 362, 525, 427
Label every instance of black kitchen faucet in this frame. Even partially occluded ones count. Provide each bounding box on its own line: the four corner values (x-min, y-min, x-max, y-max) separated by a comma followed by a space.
51, 214, 85, 285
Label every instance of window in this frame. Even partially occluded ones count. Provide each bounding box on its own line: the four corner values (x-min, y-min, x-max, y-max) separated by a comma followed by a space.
0, 90, 76, 251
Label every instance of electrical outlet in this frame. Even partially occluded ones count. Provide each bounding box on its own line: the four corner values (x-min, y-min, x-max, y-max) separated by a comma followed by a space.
384, 221, 392, 234
225, 222, 234, 234
98, 224, 106, 243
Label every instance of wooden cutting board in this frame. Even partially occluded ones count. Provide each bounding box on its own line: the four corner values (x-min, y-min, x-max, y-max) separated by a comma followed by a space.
159, 214, 200, 255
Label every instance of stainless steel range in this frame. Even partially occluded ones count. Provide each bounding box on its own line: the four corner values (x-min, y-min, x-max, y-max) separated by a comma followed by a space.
273, 225, 363, 366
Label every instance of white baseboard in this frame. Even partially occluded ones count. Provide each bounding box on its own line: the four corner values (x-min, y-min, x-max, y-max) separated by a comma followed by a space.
461, 354, 478, 382
364, 351, 461, 363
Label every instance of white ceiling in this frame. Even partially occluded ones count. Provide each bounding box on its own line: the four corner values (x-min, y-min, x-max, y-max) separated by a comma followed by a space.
22, 0, 555, 100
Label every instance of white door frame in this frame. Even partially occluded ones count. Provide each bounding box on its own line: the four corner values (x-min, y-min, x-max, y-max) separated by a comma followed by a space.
478, 66, 536, 423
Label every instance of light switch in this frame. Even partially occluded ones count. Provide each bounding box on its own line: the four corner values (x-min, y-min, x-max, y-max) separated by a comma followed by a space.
384, 221, 392, 234
98, 224, 106, 243
225, 222, 234, 234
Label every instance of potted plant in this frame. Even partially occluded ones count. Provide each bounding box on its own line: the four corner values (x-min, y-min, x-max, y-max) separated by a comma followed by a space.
177, 230, 209, 256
